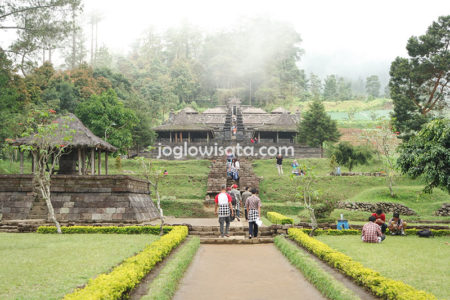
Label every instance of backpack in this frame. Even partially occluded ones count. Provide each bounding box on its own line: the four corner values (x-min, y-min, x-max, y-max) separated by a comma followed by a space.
229, 192, 237, 206
417, 229, 433, 238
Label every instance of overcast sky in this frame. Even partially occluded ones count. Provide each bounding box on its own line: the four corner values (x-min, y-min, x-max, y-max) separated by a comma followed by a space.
80, 0, 449, 84
3, 0, 449, 83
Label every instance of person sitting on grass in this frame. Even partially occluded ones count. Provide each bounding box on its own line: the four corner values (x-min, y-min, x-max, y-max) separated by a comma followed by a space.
372, 208, 387, 234
291, 160, 299, 175
362, 215, 385, 243
388, 212, 407, 235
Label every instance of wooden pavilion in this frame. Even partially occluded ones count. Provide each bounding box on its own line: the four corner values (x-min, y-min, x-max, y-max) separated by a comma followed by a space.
13, 114, 117, 175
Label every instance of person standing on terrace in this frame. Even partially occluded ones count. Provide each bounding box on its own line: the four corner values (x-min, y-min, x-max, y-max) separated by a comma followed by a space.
246, 188, 261, 239
215, 184, 234, 237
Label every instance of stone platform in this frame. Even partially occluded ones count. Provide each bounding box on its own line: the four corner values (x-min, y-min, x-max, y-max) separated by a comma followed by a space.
0, 174, 160, 224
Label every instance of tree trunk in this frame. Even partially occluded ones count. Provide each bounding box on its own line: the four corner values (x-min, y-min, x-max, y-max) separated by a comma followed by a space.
308, 207, 318, 237
155, 187, 164, 236
37, 173, 61, 233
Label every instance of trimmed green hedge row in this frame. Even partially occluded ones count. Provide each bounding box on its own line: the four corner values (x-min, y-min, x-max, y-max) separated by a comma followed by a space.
63, 226, 188, 300
37, 225, 172, 234
267, 212, 294, 224
300, 228, 450, 236
288, 228, 436, 300
274, 236, 359, 300
141, 237, 200, 300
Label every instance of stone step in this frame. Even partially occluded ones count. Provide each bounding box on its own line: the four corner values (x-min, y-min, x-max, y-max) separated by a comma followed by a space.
0, 225, 18, 230
199, 236, 274, 244
0, 228, 19, 233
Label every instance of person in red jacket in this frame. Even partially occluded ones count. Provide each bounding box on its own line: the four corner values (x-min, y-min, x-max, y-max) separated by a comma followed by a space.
372, 209, 387, 234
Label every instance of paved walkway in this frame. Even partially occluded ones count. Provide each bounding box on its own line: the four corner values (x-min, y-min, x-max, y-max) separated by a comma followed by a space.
173, 244, 326, 300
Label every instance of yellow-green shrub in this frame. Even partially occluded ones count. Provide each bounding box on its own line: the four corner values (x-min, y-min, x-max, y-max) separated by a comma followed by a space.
63, 226, 188, 300
267, 212, 294, 224
37, 225, 172, 234
288, 228, 437, 300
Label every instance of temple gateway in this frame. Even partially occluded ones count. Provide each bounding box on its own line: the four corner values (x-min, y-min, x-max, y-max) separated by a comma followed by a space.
154, 98, 300, 144
151, 98, 321, 159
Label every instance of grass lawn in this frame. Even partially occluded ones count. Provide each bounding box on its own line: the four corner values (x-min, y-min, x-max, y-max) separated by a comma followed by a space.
0, 233, 159, 300
316, 235, 450, 299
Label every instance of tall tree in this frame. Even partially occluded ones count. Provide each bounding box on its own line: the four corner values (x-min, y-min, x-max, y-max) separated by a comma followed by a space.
389, 15, 449, 137
332, 142, 373, 171
397, 119, 449, 194
337, 76, 353, 100
322, 75, 337, 100
0, 0, 82, 74
309, 73, 322, 100
366, 75, 381, 98
297, 100, 341, 157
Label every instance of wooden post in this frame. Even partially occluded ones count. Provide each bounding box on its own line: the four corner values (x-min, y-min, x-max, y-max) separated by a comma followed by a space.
90, 148, 95, 175
175, 132, 178, 143
170, 131, 172, 142
31, 152, 35, 173
78, 148, 82, 175
258, 131, 261, 141
20, 151, 24, 174
180, 132, 183, 142
105, 151, 108, 175
188, 132, 191, 143
81, 148, 86, 175
98, 149, 101, 175
276, 131, 279, 143
206, 132, 209, 143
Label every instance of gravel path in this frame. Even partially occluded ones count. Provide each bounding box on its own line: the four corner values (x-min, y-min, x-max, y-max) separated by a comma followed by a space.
173, 244, 326, 300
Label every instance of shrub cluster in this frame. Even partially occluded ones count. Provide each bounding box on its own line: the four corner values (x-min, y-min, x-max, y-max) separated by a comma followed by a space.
37, 225, 172, 234
267, 212, 294, 224
288, 228, 437, 300
63, 226, 188, 300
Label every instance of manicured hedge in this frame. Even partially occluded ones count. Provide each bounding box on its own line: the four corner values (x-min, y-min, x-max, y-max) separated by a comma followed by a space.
63, 226, 188, 300
37, 225, 172, 234
267, 212, 294, 224
300, 228, 450, 236
274, 236, 359, 300
302, 229, 360, 235
288, 228, 437, 300
141, 237, 200, 300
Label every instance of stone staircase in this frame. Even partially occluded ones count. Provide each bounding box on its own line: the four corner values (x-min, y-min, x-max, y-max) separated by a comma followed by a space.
206, 157, 228, 200
237, 158, 260, 192
189, 225, 279, 244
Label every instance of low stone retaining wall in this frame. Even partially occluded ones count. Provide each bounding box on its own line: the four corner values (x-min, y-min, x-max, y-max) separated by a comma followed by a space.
435, 203, 450, 216
331, 172, 386, 177
337, 201, 416, 215
0, 174, 159, 223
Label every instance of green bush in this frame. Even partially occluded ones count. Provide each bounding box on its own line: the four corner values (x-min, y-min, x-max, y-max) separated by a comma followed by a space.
142, 237, 200, 300
267, 212, 294, 224
274, 236, 359, 300
37, 225, 173, 234
288, 228, 437, 300
63, 226, 188, 300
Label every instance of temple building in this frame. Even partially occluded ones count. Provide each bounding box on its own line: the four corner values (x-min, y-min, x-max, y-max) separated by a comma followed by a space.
153, 98, 300, 144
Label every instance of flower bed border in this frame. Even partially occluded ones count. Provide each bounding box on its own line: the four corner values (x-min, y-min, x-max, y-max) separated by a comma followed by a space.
63, 226, 188, 300
288, 228, 437, 300
267, 211, 294, 224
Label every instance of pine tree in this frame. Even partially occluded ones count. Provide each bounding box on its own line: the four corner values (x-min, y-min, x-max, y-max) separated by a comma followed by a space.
297, 100, 341, 157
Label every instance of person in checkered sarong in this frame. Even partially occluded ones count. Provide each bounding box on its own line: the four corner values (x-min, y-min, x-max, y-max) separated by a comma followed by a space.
215, 184, 234, 237
245, 188, 261, 239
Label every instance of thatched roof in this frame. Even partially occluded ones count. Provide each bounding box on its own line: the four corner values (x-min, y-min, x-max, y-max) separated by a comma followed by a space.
203, 107, 227, 114
180, 107, 198, 114
271, 107, 290, 114
13, 114, 117, 152
241, 107, 267, 114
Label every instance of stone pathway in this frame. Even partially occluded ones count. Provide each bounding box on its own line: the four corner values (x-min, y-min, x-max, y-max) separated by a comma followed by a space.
173, 244, 326, 300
